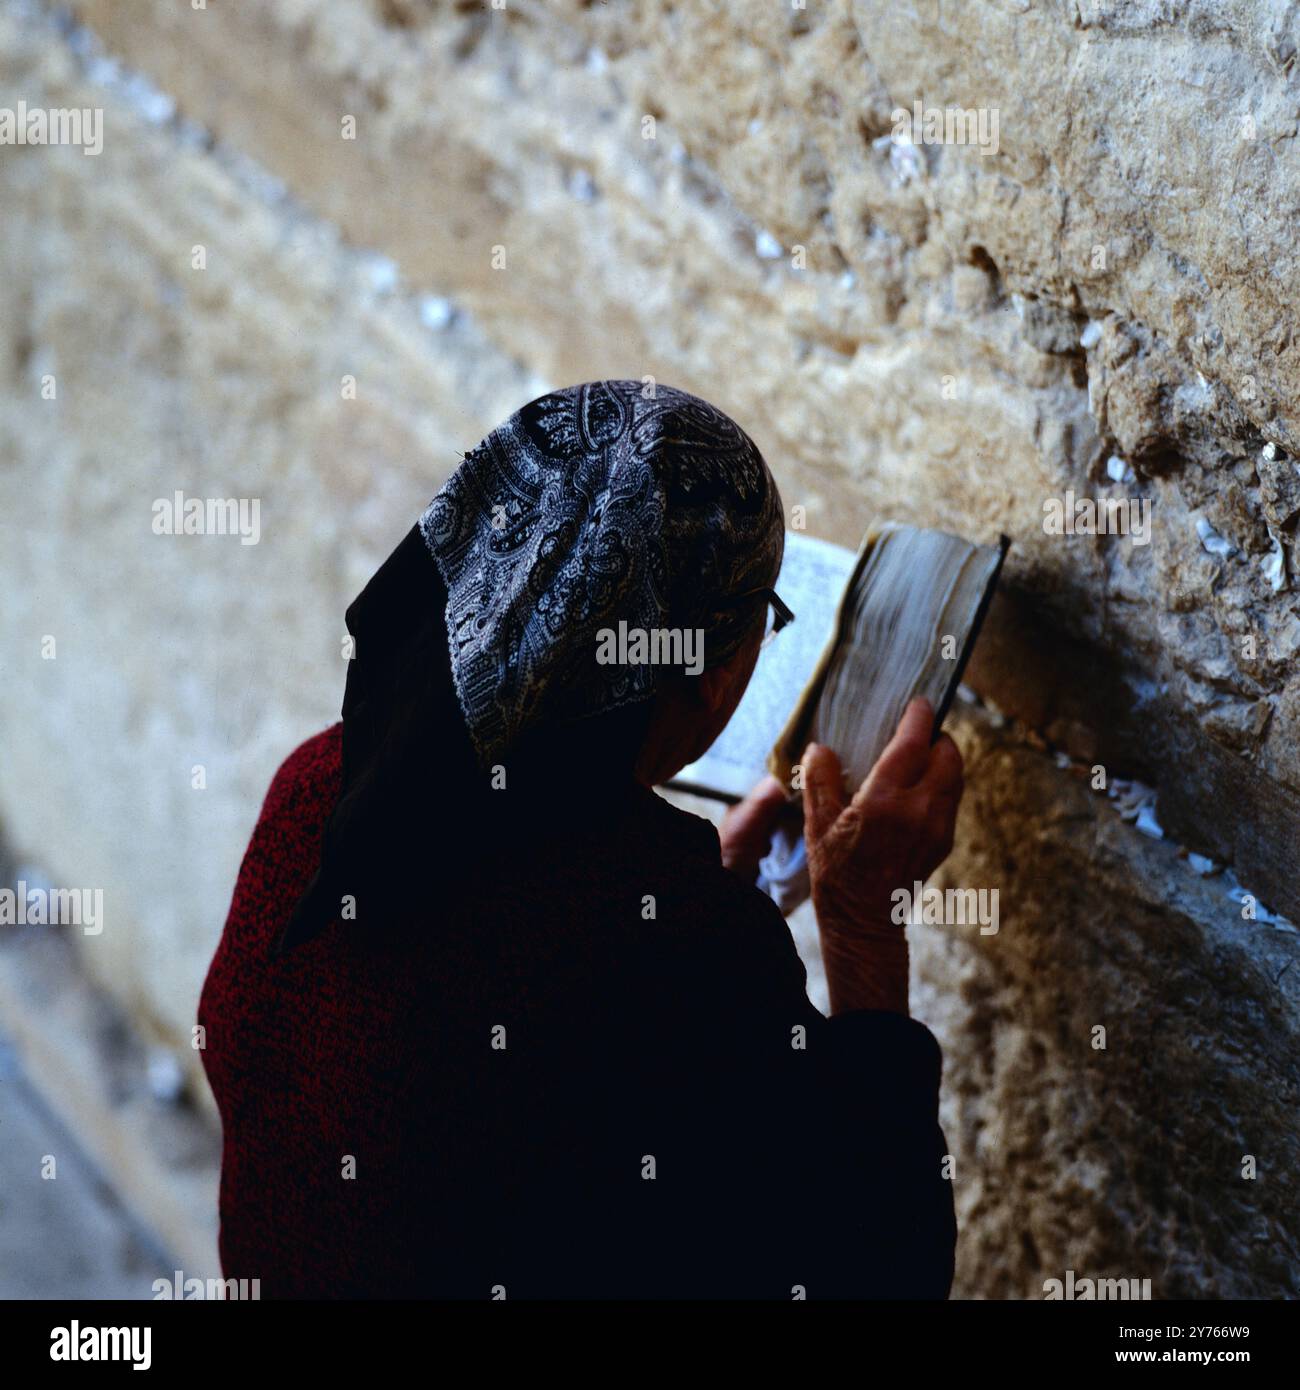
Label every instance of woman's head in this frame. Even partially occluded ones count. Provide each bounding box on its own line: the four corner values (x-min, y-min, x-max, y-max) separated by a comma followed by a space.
420, 379, 785, 773
632, 617, 766, 785
274, 382, 784, 955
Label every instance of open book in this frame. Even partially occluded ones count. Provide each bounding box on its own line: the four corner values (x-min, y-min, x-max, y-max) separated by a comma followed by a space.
670, 523, 1008, 906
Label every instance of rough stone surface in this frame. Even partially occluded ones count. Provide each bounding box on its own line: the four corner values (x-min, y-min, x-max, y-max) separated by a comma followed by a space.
1, 0, 1297, 1296
0, 1031, 177, 1299
0, 3, 538, 1090
67, 0, 1300, 923
921, 710, 1300, 1300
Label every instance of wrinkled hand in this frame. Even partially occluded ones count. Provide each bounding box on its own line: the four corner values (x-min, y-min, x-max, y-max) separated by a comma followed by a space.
718, 774, 789, 884
802, 697, 964, 1014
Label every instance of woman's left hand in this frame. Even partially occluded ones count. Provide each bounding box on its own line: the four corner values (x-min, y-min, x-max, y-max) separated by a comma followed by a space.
718, 775, 790, 883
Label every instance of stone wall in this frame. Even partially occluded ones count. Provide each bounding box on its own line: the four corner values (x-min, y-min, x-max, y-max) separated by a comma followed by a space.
1, 0, 1297, 1296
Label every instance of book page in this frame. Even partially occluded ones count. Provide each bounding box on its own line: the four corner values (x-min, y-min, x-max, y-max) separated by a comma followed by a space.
813, 525, 1002, 789
675, 531, 857, 799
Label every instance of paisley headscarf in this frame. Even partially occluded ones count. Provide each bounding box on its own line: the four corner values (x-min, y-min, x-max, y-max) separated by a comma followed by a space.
271, 380, 783, 957
420, 380, 784, 765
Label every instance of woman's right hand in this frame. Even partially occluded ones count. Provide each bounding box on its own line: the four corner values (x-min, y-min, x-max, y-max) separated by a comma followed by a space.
801, 698, 964, 1015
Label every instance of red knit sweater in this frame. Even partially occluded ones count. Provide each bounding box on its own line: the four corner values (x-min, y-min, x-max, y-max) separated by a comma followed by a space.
199, 723, 955, 1298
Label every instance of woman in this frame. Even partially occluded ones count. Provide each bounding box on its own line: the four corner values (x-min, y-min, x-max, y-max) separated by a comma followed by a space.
199, 380, 962, 1299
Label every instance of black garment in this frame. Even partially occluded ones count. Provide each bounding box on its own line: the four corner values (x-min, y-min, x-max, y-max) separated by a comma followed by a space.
203, 721, 957, 1299
478, 772, 959, 1300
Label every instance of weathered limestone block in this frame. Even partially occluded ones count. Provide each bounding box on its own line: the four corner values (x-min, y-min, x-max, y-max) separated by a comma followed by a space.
0, 5, 537, 1088
920, 712, 1299, 1299
68, 0, 1300, 922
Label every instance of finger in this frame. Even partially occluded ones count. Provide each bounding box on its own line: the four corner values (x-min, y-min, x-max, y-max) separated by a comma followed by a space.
924, 734, 964, 798
801, 742, 846, 844
721, 775, 788, 846
748, 772, 790, 811
861, 696, 934, 797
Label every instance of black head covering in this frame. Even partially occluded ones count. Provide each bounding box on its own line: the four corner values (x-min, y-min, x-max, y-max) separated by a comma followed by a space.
271, 381, 783, 956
